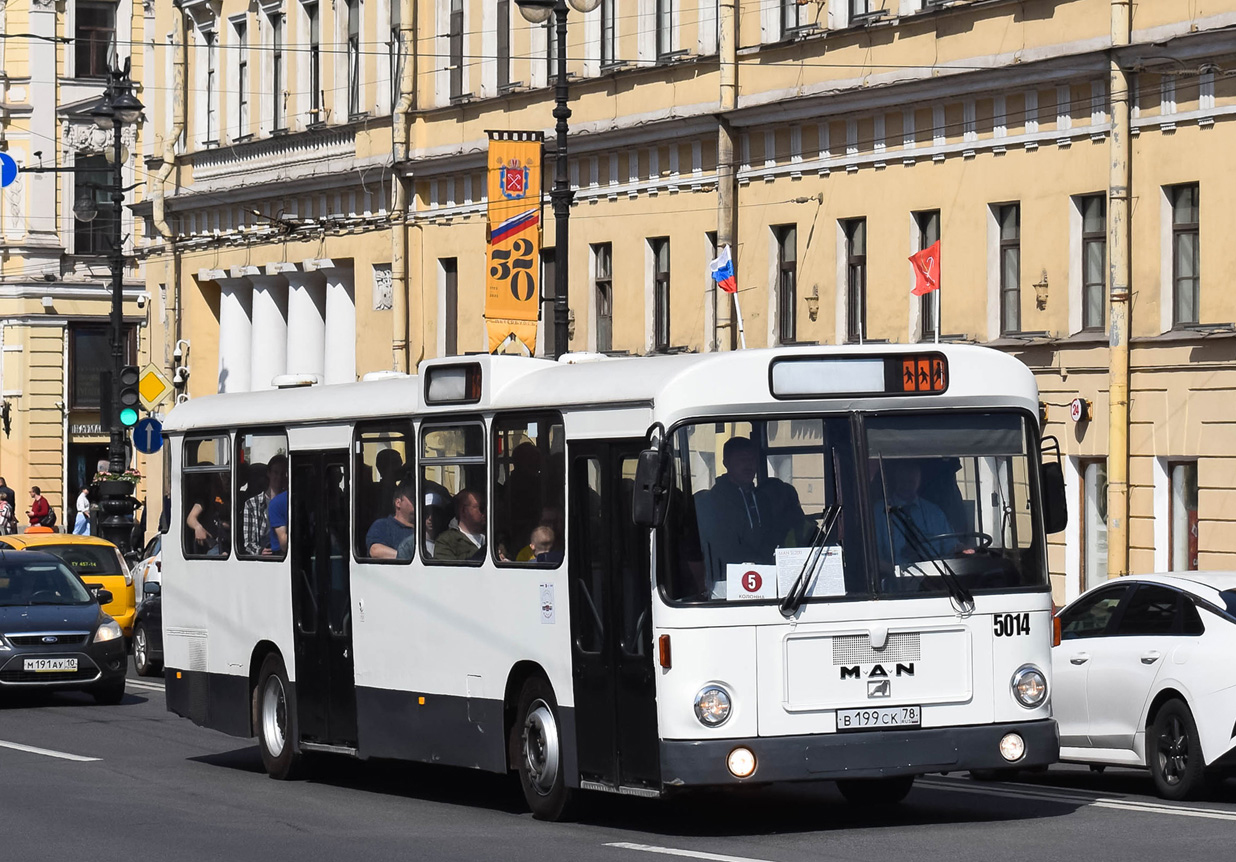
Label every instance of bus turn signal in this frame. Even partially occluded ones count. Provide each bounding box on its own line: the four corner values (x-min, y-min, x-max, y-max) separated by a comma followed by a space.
658, 634, 671, 669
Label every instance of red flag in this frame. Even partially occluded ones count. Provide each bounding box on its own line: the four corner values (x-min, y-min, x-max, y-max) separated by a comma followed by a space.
909, 240, 941, 296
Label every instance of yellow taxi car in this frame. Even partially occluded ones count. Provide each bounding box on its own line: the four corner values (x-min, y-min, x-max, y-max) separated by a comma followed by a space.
0, 533, 137, 639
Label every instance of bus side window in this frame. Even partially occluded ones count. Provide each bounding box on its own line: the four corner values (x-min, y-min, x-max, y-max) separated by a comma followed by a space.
354, 424, 414, 562
183, 434, 232, 559
492, 413, 565, 566
235, 431, 288, 560
421, 423, 486, 565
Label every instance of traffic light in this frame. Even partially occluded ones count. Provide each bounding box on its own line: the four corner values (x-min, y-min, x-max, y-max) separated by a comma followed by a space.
118, 365, 140, 428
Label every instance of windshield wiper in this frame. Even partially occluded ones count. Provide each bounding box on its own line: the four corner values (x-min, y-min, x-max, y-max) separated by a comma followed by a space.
887, 507, 975, 615
779, 504, 842, 618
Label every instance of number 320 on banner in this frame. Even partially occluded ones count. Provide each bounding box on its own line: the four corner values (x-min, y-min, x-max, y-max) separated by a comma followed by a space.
489, 238, 536, 302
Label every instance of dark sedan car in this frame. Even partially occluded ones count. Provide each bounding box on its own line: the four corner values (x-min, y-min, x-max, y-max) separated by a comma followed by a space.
132, 581, 162, 677
0, 552, 127, 703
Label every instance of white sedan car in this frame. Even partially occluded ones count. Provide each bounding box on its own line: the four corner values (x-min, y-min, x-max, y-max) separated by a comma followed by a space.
1052, 572, 1236, 799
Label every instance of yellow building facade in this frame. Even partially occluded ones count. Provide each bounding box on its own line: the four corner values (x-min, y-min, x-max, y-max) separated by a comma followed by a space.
139, 0, 1236, 602
0, 0, 148, 520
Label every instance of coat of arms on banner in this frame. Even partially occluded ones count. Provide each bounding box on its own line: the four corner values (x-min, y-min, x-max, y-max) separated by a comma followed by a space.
500, 161, 529, 199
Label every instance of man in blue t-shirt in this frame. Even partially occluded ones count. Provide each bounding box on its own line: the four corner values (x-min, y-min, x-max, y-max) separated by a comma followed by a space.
268, 490, 288, 554
364, 480, 416, 559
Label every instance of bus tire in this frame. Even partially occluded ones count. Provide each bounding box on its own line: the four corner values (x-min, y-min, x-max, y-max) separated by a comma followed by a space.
836, 775, 915, 806
515, 677, 577, 821
255, 653, 304, 781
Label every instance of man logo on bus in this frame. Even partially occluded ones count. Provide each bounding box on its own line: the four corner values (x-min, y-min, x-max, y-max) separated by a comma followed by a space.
742, 570, 762, 592
840, 663, 916, 680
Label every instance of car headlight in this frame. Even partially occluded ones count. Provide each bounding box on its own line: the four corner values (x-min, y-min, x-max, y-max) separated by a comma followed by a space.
694, 685, 733, 727
0, 636, 10, 651
1011, 665, 1048, 708
94, 618, 124, 643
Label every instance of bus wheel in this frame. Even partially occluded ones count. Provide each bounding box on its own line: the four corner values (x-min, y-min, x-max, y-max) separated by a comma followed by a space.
515, 678, 577, 821
836, 775, 915, 806
256, 654, 303, 780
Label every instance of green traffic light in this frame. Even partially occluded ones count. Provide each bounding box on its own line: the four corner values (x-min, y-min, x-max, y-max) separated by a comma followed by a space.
119, 407, 139, 428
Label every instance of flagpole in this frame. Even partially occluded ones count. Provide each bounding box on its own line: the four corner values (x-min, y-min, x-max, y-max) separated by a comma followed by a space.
733, 290, 747, 349
934, 290, 940, 345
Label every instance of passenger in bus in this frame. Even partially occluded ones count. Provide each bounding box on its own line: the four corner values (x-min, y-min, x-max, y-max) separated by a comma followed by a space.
693, 437, 806, 596
186, 472, 230, 556
242, 454, 287, 556
433, 488, 487, 562
364, 479, 417, 559
872, 459, 954, 569
396, 483, 451, 560
500, 442, 543, 553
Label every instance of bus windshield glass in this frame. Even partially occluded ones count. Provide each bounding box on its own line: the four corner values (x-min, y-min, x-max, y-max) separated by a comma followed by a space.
660, 411, 1046, 604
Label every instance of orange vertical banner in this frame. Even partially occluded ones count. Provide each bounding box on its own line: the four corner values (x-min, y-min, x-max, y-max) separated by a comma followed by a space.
485, 131, 544, 354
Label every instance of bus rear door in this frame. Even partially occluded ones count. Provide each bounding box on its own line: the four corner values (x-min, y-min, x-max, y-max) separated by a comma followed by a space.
568, 441, 660, 794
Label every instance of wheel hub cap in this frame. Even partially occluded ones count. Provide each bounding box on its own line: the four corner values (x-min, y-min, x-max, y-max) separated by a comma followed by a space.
262, 676, 287, 758
523, 699, 560, 796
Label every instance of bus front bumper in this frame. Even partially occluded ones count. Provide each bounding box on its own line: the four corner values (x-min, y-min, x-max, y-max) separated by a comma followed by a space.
660, 719, 1059, 787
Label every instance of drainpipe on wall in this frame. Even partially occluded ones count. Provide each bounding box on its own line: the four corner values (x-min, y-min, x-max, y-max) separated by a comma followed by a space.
153, 9, 187, 378
714, 0, 738, 352
389, 0, 416, 374
1107, 0, 1132, 579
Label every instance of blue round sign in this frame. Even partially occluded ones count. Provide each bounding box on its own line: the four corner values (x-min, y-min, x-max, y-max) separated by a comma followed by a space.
133, 417, 164, 454
0, 153, 17, 189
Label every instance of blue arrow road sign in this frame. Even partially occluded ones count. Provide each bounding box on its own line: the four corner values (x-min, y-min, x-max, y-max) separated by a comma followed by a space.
133, 417, 163, 454
0, 153, 17, 189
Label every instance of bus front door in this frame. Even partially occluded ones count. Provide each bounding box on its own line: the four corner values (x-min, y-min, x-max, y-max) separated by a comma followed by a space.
290, 449, 358, 750
568, 442, 660, 794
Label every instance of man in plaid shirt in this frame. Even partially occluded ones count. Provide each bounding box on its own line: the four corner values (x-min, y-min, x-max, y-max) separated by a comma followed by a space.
242, 453, 287, 555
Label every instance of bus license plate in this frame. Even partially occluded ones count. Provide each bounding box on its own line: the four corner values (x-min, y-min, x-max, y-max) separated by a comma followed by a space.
24, 658, 78, 673
837, 705, 921, 731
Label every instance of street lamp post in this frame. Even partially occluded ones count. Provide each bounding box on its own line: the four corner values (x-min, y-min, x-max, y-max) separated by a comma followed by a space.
515, 0, 599, 359
90, 59, 144, 554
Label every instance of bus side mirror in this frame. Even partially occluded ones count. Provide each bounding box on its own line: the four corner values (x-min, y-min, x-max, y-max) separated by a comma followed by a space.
632, 448, 670, 528
1041, 461, 1068, 534
1040, 436, 1067, 534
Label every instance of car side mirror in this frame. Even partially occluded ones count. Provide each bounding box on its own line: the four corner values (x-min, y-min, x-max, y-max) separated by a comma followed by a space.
143, 581, 161, 596
95, 588, 113, 606
632, 447, 671, 528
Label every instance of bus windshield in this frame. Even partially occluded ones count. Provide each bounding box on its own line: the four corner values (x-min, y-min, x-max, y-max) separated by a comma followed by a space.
660, 411, 1047, 604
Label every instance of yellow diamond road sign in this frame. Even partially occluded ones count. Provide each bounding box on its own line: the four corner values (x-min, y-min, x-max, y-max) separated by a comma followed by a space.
138, 364, 173, 411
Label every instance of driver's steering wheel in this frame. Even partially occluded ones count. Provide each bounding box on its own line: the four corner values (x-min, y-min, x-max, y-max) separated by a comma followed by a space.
925, 531, 994, 551
29, 589, 59, 603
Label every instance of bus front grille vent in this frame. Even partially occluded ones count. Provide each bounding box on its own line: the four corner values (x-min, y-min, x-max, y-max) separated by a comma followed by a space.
832, 633, 921, 665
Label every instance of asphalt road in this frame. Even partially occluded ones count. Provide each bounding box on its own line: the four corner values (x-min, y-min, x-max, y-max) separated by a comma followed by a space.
3, 670, 1235, 862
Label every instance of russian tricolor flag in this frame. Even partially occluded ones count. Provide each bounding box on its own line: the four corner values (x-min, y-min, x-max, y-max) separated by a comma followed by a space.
709, 245, 738, 294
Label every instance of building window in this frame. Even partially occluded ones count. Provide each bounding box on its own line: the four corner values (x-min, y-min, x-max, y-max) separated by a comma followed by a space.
450, 0, 464, 100
843, 218, 866, 343
306, 1, 322, 119
1080, 195, 1106, 331
998, 203, 1020, 335
651, 237, 671, 352
205, 30, 219, 143
1082, 459, 1108, 592
915, 210, 940, 341
546, 18, 557, 83
601, 0, 617, 68
235, 20, 249, 136
73, 155, 113, 256
271, 13, 285, 130
594, 243, 613, 353
346, 0, 361, 117
849, 0, 873, 18
656, 0, 674, 61
1169, 462, 1198, 572
442, 258, 458, 355
781, 0, 805, 36
76, 2, 116, 79
496, 0, 511, 91
775, 224, 797, 344
68, 325, 136, 410
1171, 183, 1200, 327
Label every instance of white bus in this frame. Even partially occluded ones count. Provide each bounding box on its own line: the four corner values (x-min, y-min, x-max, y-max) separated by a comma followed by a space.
160, 345, 1066, 819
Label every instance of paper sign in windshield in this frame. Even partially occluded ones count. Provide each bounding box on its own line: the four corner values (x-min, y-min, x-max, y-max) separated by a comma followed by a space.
775, 546, 846, 598
725, 564, 778, 601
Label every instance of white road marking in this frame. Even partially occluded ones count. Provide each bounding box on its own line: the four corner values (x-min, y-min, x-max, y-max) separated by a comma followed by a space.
125, 679, 166, 692
0, 740, 100, 762
922, 777, 1236, 821
606, 843, 777, 862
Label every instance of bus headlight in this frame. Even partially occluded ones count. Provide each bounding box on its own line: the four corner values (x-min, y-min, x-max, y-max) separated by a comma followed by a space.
694, 685, 732, 727
1011, 665, 1047, 708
